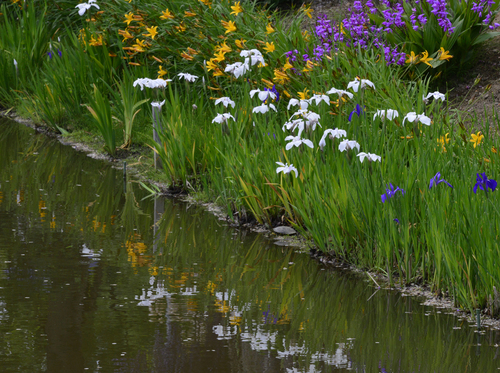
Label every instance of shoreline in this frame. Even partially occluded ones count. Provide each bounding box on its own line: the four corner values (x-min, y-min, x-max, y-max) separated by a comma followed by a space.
3, 110, 500, 331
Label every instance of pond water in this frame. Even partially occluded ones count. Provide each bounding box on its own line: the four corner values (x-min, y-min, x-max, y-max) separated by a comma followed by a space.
1, 118, 500, 372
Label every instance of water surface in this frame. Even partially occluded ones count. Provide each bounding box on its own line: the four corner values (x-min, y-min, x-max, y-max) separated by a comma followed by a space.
1, 118, 500, 372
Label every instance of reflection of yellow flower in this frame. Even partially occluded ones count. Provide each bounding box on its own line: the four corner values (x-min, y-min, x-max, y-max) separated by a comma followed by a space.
160, 9, 174, 20
229, 316, 242, 325
420, 50, 433, 66
231, 1, 243, 16
438, 47, 453, 61
124, 12, 134, 25
222, 20, 237, 34
470, 131, 484, 148
144, 26, 158, 40
266, 23, 275, 34
263, 42, 275, 53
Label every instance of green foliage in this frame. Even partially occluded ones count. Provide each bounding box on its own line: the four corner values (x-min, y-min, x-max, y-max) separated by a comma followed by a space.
86, 84, 117, 156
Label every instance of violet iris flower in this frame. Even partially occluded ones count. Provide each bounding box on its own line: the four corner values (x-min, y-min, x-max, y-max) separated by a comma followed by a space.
348, 104, 363, 122
381, 183, 405, 203
473, 173, 497, 194
429, 172, 453, 189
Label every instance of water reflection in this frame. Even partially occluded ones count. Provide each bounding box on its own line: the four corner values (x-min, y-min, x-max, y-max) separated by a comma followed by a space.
1, 118, 500, 372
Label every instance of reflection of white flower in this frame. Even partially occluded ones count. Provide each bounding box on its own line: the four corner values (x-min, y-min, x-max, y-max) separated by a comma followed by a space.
402, 112, 431, 126
75, 0, 99, 16
318, 128, 347, 150
357, 152, 381, 163
177, 73, 199, 82
338, 139, 360, 152
326, 87, 353, 99
252, 103, 277, 114
212, 113, 235, 124
133, 78, 171, 90
373, 109, 399, 121
347, 78, 375, 92
250, 89, 276, 102
276, 162, 298, 178
151, 100, 165, 108
285, 135, 314, 150
423, 91, 445, 103
215, 97, 235, 108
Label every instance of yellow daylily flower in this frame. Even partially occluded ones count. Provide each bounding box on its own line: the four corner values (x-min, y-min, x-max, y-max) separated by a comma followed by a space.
283, 58, 293, 71
118, 29, 134, 42
184, 11, 196, 17
89, 34, 104, 46
230, 1, 243, 16
180, 52, 194, 60
436, 133, 450, 152
298, 88, 310, 100
215, 42, 232, 54
406, 51, 418, 64
174, 23, 186, 32
438, 47, 453, 61
266, 23, 275, 34
470, 131, 484, 148
213, 68, 225, 77
261, 78, 274, 88
213, 50, 226, 63
158, 65, 167, 79
124, 12, 134, 25
420, 50, 433, 66
302, 30, 310, 42
235, 39, 247, 49
144, 26, 158, 40
160, 9, 174, 20
206, 59, 218, 71
301, 4, 313, 18
199, 0, 212, 7
263, 42, 275, 53
222, 20, 237, 34
273, 69, 289, 84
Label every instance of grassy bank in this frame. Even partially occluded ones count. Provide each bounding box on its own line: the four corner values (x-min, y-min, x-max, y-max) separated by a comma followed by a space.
1, 0, 500, 316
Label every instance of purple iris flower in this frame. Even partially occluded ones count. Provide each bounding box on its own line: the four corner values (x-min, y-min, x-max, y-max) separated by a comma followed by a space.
47, 51, 54, 59
264, 85, 279, 102
473, 173, 497, 194
429, 172, 453, 189
381, 183, 405, 203
348, 104, 363, 122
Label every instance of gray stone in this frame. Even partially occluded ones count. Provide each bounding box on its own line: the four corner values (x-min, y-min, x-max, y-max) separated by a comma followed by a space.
273, 226, 297, 235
